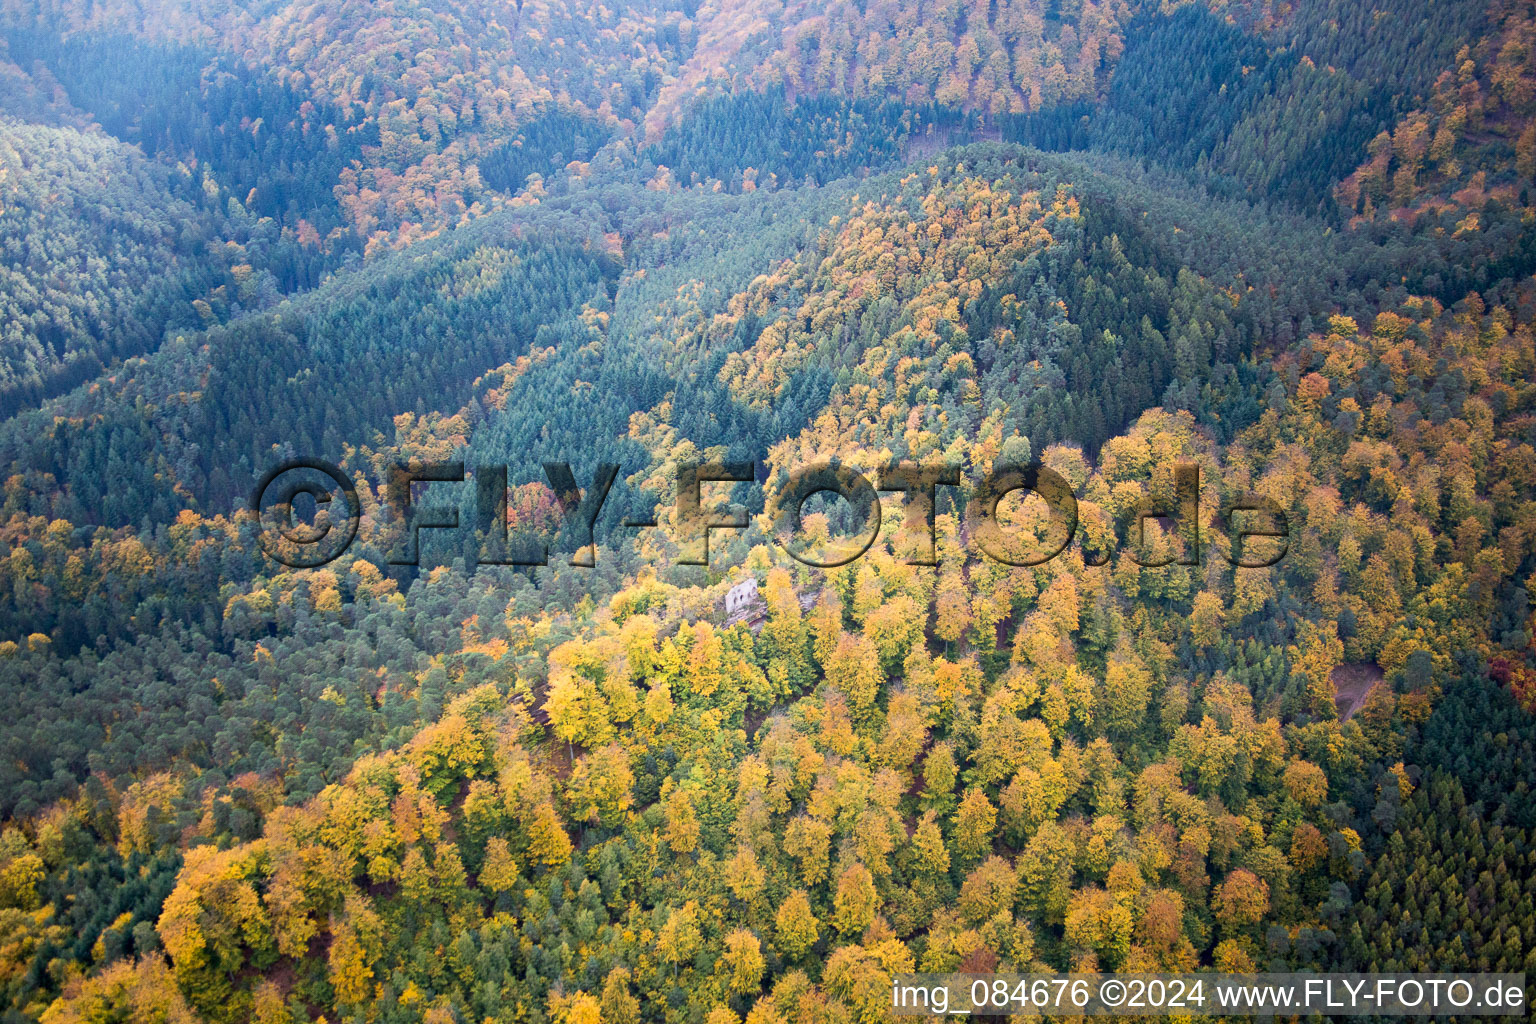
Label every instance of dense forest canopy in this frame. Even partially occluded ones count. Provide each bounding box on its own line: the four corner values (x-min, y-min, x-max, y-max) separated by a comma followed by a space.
0, 1, 1533, 1022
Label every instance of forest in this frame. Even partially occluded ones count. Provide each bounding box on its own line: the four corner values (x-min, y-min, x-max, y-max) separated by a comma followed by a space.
0, 1, 1533, 1022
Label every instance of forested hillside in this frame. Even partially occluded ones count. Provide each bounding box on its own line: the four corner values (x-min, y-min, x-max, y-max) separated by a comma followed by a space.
0, 119, 260, 413
0, 1, 1533, 1022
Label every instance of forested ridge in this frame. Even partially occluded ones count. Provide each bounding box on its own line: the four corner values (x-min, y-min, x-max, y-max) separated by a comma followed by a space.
0, 118, 278, 415
0, 1, 1533, 1022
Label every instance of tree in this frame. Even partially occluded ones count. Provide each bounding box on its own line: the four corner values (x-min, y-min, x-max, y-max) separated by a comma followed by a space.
400, 846, 434, 906
549, 991, 603, 1024
774, 891, 820, 960
823, 939, 915, 1020
949, 788, 997, 865
833, 863, 878, 935
759, 567, 812, 691
862, 595, 924, 673
546, 667, 615, 750
725, 844, 766, 903
657, 902, 702, 974
1214, 869, 1270, 928
826, 633, 883, 716
479, 837, 519, 894
327, 896, 383, 1007
665, 790, 701, 855
1289, 822, 1328, 872
877, 691, 928, 775
723, 928, 766, 994
934, 571, 972, 647
784, 815, 832, 886
1137, 889, 1185, 951
1190, 591, 1224, 648
1064, 887, 1133, 968
1282, 760, 1329, 807
1101, 654, 1153, 736
957, 856, 1017, 924
526, 802, 573, 866
567, 743, 635, 827
920, 744, 958, 813
0, 850, 43, 910
910, 811, 951, 878
600, 967, 641, 1024
1291, 621, 1343, 720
